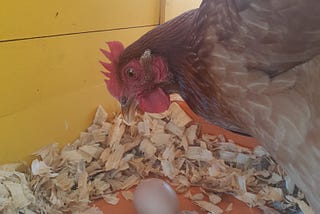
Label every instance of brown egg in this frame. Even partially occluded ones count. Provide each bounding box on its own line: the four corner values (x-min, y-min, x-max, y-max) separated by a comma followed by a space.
133, 178, 180, 214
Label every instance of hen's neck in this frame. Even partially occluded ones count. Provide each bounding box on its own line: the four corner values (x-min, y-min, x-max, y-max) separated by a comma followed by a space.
140, 12, 244, 134
118, 9, 198, 68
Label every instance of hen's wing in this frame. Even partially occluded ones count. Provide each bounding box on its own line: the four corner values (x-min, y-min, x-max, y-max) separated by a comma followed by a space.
197, 0, 320, 210
198, 0, 320, 77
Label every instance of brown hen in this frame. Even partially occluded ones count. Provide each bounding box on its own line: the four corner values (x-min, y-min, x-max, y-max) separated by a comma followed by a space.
101, 0, 320, 211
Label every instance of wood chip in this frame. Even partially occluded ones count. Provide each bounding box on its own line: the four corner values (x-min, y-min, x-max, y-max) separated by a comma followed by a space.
103, 193, 120, 205
186, 146, 213, 162
193, 200, 223, 214
0, 103, 311, 213
121, 175, 140, 190
93, 105, 108, 126
168, 102, 192, 127
235, 192, 258, 207
161, 159, 176, 179
208, 193, 222, 204
74, 207, 104, 214
79, 144, 104, 160
121, 191, 134, 201
0, 163, 21, 171
190, 193, 205, 201
180, 211, 199, 214
181, 135, 189, 151
169, 93, 184, 102
162, 146, 176, 161
139, 138, 157, 159
32, 143, 60, 167
258, 186, 283, 202
166, 120, 185, 138
185, 125, 198, 145
55, 172, 75, 191
61, 150, 84, 162
31, 159, 52, 176
105, 144, 125, 171
151, 133, 174, 147
286, 196, 314, 214
151, 119, 166, 134
225, 203, 233, 212
92, 129, 107, 143
0, 170, 35, 212
3, 181, 32, 209
207, 160, 226, 177
107, 116, 125, 149
79, 132, 94, 145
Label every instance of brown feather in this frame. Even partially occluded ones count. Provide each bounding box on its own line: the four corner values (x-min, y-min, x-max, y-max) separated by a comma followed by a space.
198, 0, 320, 210
117, 0, 320, 210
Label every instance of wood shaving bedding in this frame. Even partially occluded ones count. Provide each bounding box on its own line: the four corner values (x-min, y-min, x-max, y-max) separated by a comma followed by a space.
0, 104, 313, 213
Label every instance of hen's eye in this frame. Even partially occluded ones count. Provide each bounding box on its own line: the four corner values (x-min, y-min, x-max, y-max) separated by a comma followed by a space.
127, 68, 135, 78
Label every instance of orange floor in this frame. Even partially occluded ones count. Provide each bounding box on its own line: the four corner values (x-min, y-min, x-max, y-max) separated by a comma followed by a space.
94, 189, 261, 214
93, 102, 261, 214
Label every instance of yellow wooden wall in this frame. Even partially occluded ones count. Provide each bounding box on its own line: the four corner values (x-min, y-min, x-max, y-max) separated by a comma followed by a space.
0, 0, 200, 164
160, 0, 201, 23
0, 0, 161, 164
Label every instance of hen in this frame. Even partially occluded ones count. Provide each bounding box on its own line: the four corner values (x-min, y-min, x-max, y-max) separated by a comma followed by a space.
100, 0, 320, 211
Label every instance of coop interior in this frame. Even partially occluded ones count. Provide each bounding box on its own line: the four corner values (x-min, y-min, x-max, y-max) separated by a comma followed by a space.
0, 1, 313, 214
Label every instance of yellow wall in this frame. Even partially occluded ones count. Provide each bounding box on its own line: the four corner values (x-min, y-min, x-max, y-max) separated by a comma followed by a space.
0, 1, 160, 164
160, 0, 201, 23
0, 0, 199, 164
0, 0, 160, 41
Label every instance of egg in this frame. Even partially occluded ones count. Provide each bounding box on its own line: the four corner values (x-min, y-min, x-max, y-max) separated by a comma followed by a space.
133, 178, 180, 214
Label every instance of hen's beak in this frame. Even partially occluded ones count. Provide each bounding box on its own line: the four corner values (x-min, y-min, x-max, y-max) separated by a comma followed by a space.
120, 96, 138, 124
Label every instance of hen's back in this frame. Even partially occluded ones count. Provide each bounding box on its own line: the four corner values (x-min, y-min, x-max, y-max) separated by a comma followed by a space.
197, 0, 320, 211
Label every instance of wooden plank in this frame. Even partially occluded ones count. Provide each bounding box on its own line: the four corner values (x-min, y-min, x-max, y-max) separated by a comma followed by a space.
0, 27, 153, 118
0, 84, 117, 164
0, 26, 153, 164
160, 0, 201, 23
0, 0, 160, 41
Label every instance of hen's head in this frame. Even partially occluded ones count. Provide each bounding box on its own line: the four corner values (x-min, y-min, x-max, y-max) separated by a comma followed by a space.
100, 41, 170, 122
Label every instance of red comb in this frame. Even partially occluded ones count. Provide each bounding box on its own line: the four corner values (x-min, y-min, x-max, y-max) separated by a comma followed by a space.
100, 41, 124, 99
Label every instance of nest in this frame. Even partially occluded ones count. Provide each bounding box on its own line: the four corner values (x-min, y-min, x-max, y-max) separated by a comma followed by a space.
0, 103, 313, 214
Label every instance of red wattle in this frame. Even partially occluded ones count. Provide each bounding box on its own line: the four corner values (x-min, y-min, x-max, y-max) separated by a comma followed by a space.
139, 88, 170, 113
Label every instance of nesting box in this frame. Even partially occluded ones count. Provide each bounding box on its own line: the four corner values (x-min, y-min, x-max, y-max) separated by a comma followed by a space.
0, 1, 275, 214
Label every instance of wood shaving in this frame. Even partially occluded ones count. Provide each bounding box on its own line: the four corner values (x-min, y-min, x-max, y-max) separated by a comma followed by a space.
286, 196, 314, 214
120, 174, 140, 190
103, 193, 120, 205
225, 203, 233, 212
161, 159, 176, 179
74, 206, 103, 214
104, 144, 125, 171
0, 104, 312, 213
186, 146, 213, 162
31, 159, 52, 176
107, 115, 125, 149
93, 105, 108, 126
139, 138, 157, 159
168, 102, 193, 127
193, 200, 223, 214
258, 186, 283, 202
208, 193, 222, 204
0, 163, 22, 171
0, 169, 35, 213
185, 125, 199, 145
180, 211, 199, 214
121, 191, 134, 201
169, 93, 184, 102
166, 120, 185, 138
190, 193, 205, 201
